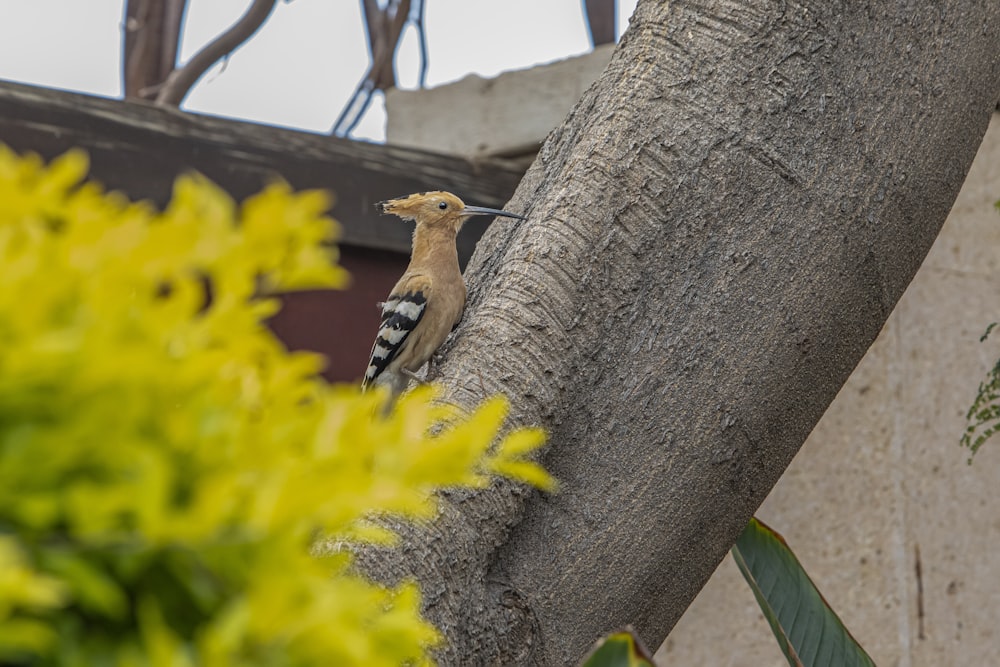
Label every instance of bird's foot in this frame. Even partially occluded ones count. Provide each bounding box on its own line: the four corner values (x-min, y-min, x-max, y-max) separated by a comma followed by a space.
401, 368, 429, 385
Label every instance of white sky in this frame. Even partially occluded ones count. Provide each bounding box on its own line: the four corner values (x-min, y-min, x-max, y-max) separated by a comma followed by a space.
0, 0, 638, 141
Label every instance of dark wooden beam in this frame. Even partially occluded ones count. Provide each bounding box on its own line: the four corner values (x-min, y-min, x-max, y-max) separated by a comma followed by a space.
0, 80, 529, 382
0, 79, 526, 261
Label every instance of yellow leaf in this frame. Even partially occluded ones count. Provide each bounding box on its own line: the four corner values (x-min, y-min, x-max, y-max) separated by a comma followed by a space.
0, 146, 552, 666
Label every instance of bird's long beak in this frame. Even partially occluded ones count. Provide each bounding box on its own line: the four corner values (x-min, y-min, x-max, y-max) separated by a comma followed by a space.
460, 205, 526, 220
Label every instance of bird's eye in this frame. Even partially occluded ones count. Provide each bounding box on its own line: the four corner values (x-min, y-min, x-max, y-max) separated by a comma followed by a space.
438, 201, 447, 210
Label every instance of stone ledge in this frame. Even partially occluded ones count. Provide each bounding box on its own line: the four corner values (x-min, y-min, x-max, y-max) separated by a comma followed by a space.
386, 44, 614, 162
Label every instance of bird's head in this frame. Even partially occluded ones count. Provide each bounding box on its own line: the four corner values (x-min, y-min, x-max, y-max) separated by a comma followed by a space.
376, 191, 525, 232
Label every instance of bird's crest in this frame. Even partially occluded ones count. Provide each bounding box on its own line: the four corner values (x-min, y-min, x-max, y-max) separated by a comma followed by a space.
376, 191, 525, 230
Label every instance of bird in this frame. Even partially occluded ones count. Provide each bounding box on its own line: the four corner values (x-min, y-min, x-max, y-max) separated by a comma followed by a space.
362, 191, 526, 405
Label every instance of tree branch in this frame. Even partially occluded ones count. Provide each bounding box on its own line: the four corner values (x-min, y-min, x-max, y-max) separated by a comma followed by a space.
583, 0, 616, 47
413, 0, 428, 88
332, 0, 412, 136
356, 0, 1000, 664
155, 0, 278, 107
122, 0, 187, 100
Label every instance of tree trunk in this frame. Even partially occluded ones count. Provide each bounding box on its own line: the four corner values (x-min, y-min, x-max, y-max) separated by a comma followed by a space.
357, 0, 1000, 664
122, 0, 185, 100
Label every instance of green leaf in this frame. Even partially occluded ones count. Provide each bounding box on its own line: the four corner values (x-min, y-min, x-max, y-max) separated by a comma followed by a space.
732, 518, 876, 667
41, 550, 127, 619
578, 629, 655, 667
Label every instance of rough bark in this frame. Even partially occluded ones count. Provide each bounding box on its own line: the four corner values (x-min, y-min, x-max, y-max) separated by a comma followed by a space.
357, 0, 1000, 664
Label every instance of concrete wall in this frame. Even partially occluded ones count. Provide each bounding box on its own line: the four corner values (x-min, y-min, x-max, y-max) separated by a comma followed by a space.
385, 45, 614, 164
657, 114, 1000, 666
385, 54, 1000, 665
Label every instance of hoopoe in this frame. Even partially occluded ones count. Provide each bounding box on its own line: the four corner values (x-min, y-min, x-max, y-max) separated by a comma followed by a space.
362, 191, 525, 404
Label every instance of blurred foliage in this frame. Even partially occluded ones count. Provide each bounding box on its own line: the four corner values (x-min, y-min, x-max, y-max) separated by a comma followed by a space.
961, 199, 1000, 459
0, 147, 552, 665
578, 629, 654, 667
962, 322, 1000, 459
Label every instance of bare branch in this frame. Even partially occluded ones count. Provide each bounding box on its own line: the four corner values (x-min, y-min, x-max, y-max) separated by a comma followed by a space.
375, 0, 411, 90
341, 85, 377, 137
155, 0, 278, 107
583, 0, 616, 47
122, 0, 187, 99
161, 0, 186, 71
361, 0, 382, 35
333, 0, 413, 136
331, 79, 375, 137
413, 0, 428, 88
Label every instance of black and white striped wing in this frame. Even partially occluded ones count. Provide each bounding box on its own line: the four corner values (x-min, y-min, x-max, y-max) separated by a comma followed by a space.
362, 290, 428, 389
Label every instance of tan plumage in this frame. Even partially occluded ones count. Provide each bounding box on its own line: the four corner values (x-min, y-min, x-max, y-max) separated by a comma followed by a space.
362, 191, 525, 405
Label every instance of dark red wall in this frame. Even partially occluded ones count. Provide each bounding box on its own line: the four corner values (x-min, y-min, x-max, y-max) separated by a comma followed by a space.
269, 245, 407, 384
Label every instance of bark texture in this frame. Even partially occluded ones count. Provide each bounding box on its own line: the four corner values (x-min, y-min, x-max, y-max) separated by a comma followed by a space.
358, 1, 1000, 664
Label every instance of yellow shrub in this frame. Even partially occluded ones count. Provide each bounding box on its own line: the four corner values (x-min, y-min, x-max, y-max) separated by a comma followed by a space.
0, 148, 552, 665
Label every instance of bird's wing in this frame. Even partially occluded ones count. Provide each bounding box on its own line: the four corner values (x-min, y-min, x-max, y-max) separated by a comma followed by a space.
362, 279, 430, 389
